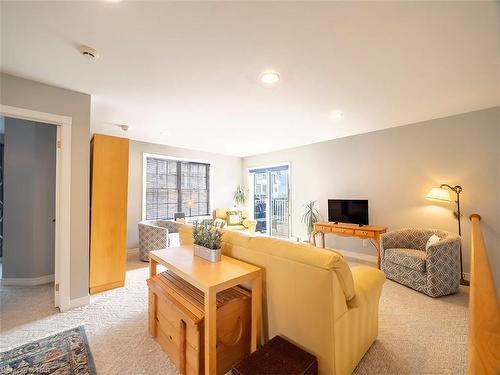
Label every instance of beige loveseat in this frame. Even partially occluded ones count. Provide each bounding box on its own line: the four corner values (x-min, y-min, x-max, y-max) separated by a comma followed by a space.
213, 208, 257, 233
179, 225, 385, 375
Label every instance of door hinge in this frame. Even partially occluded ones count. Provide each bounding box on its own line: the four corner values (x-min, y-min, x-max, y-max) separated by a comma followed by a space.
55, 283, 59, 292
57, 140, 62, 149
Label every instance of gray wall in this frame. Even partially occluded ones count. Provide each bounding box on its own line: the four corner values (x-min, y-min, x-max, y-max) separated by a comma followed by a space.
243, 107, 500, 291
3, 118, 56, 279
0, 73, 91, 300
127, 140, 242, 249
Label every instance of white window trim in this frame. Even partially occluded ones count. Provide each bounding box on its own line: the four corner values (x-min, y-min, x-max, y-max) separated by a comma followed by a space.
141, 153, 213, 221
0, 104, 73, 312
246, 162, 292, 236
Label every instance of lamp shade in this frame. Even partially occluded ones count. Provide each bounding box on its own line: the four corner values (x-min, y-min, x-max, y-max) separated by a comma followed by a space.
426, 187, 451, 203
186, 200, 194, 209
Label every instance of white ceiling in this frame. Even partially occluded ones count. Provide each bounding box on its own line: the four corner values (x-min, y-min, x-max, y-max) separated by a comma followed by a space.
1, 1, 498, 157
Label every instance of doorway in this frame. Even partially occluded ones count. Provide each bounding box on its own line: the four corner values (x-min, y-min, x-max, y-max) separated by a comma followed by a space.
1, 116, 57, 293
0, 105, 72, 311
249, 165, 290, 238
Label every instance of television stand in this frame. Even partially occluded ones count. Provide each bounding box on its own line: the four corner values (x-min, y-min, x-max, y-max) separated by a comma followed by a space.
311, 222, 387, 269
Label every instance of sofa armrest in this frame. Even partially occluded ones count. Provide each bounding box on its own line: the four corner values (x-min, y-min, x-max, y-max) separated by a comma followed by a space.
347, 266, 385, 309
242, 218, 257, 233
138, 223, 169, 250
426, 237, 460, 275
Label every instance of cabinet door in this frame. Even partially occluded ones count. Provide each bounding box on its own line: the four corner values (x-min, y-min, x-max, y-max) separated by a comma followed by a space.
90, 134, 129, 294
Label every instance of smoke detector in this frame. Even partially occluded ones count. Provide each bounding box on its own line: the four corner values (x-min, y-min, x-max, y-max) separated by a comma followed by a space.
78, 45, 100, 60
119, 124, 130, 132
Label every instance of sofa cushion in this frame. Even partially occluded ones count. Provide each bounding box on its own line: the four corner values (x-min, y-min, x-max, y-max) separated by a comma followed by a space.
385, 248, 426, 272
226, 210, 243, 225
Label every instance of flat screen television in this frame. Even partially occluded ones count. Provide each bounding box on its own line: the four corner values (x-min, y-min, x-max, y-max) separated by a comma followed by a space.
328, 199, 369, 226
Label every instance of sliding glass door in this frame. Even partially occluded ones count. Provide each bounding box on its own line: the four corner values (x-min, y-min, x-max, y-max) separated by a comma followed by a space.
250, 165, 289, 238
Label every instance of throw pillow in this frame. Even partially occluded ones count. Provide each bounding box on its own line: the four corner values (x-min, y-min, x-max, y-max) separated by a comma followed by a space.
226, 210, 242, 225
425, 234, 440, 250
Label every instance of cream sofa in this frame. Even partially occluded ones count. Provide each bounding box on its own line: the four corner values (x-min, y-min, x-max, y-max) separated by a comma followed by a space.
213, 208, 257, 234
179, 225, 385, 375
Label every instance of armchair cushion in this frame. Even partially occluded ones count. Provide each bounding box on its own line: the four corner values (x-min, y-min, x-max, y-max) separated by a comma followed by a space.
425, 234, 440, 250
384, 248, 426, 272
226, 210, 243, 225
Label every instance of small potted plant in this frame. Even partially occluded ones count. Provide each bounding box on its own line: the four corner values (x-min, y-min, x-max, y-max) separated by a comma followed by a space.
193, 219, 225, 262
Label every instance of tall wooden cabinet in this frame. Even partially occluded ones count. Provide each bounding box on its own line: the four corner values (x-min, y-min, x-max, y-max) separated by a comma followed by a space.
90, 134, 129, 294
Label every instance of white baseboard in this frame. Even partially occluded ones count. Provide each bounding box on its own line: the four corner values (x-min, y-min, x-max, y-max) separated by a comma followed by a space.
68, 295, 90, 310
1, 274, 54, 286
334, 248, 378, 263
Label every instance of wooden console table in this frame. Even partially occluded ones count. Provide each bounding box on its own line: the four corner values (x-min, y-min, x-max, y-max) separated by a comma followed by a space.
149, 246, 263, 375
311, 222, 387, 268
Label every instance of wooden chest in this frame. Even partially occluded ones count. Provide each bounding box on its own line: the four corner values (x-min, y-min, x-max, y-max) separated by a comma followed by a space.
147, 270, 251, 375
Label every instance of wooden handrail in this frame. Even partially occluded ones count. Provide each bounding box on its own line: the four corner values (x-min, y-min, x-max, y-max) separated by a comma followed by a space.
468, 214, 500, 375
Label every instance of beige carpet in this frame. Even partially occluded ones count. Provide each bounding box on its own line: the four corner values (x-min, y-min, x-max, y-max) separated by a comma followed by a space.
0, 250, 468, 375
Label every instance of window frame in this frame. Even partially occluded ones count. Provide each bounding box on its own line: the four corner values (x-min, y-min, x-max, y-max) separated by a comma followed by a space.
142, 153, 213, 220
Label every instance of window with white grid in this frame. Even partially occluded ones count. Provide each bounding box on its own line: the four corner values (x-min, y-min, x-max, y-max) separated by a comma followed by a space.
145, 157, 210, 220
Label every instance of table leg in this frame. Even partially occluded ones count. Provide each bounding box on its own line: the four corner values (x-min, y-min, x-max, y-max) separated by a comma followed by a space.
204, 289, 217, 375
250, 272, 262, 352
149, 258, 158, 277
371, 235, 382, 269
322, 232, 326, 248
311, 230, 318, 247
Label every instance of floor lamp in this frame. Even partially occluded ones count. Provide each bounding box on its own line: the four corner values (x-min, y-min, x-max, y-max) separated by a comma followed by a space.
426, 184, 469, 286
186, 200, 194, 218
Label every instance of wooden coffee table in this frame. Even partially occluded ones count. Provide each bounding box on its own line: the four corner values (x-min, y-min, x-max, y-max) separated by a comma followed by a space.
149, 246, 263, 375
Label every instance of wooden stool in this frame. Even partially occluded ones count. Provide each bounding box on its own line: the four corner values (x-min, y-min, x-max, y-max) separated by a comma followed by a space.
232, 335, 318, 375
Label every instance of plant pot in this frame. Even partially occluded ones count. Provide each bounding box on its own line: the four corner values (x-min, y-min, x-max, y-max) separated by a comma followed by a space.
193, 244, 222, 262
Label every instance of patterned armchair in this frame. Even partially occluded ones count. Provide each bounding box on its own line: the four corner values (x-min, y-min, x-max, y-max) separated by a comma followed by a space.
380, 228, 461, 297
138, 220, 182, 262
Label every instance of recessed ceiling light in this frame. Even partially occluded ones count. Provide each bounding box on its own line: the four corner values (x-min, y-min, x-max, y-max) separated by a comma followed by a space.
329, 110, 343, 120
161, 131, 170, 136
260, 71, 280, 85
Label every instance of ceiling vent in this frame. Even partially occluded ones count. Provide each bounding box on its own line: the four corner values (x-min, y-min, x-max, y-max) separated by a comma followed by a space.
79, 45, 100, 60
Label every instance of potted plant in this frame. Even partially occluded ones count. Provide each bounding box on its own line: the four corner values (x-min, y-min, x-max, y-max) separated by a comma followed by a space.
301, 201, 320, 243
193, 219, 225, 262
233, 185, 248, 207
